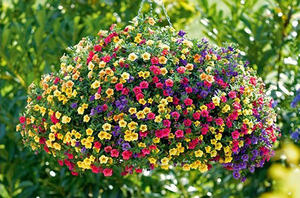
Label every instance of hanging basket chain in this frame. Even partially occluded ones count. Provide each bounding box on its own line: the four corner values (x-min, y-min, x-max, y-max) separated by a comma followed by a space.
136, 0, 173, 28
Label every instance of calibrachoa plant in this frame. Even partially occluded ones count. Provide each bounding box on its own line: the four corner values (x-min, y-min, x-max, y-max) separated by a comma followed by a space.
290, 89, 300, 142
17, 16, 280, 181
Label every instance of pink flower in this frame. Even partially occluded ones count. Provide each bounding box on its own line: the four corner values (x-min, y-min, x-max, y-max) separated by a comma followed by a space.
122, 87, 129, 95
147, 112, 156, 120
94, 45, 102, 52
104, 146, 112, 153
115, 83, 123, 91
133, 86, 142, 94
183, 119, 192, 127
142, 148, 150, 155
135, 168, 143, 173
94, 142, 102, 149
215, 118, 224, 125
162, 128, 170, 137
103, 168, 113, 177
163, 120, 171, 127
193, 112, 200, 120
171, 111, 180, 120
175, 130, 184, 138
57, 159, 64, 166
228, 91, 236, 99
201, 126, 209, 135
180, 77, 189, 84
184, 98, 193, 106
165, 79, 174, 87
231, 130, 240, 139
201, 110, 209, 117
220, 96, 227, 103
151, 57, 159, 64
156, 82, 163, 89
110, 149, 119, 157
140, 81, 149, 89
177, 66, 186, 74
102, 55, 111, 63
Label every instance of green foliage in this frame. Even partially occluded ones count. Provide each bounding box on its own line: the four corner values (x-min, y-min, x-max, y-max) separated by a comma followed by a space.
0, 0, 299, 197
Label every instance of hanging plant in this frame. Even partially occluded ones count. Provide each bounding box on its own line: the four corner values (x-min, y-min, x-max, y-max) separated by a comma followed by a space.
17, 2, 279, 181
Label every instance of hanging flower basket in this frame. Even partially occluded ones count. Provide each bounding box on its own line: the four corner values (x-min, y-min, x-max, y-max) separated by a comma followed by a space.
17, 2, 279, 180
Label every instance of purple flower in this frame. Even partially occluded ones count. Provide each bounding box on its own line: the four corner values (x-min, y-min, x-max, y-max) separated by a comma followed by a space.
178, 30, 186, 37
200, 90, 208, 98
291, 129, 300, 141
233, 171, 241, 179
70, 103, 77, 108
249, 165, 255, 173
89, 95, 95, 101
122, 143, 131, 150
241, 154, 249, 162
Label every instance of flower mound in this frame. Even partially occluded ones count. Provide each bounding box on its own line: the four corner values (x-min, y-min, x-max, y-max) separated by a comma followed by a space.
17, 16, 279, 180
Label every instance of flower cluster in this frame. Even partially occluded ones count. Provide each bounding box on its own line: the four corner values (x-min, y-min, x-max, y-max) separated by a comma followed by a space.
17, 16, 279, 180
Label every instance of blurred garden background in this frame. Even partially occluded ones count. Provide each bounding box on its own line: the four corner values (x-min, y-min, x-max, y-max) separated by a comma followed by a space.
0, 0, 300, 197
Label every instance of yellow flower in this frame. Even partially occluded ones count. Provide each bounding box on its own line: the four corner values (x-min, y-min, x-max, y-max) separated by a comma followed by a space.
148, 17, 156, 25
86, 128, 93, 136
138, 142, 146, 147
83, 115, 90, 122
91, 80, 100, 89
49, 133, 55, 141
146, 40, 154, 46
199, 164, 208, 173
106, 88, 114, 96
128, 121, 137, 131
161, 157, 169, 165
140, 124, 147, 132
142, 52, 151, 61
100, 155, 108, 164
205, 146, 211, 153
78, 107, 84, 115
215, 133, 222, 140
183, 164, 190, 171
128, 53, 138, 61
169, 148, 177, 156
215, 142, 222, 150
159, 56, 167, 64
195, 150, 203, 157
119, 120, 127, 128
136, 111, 145, 119
148, 158, 156, 164
129, 107, 137, 115
102, 123, 112, 131
121, 72, 130, 80
160, 68, 168, 75
62, 115, 71, 124
53, 143, 61, 150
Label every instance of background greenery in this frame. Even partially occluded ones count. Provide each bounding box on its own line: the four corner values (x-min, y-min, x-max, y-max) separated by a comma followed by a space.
0, 0, 299, 197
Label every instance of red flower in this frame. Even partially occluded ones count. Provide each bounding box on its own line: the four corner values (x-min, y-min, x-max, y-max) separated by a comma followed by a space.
71, 171, 78, 176
141, 148, 150, 155
184, 98, 193, 106
58, 159, 64, 166
51, 113, 59, 124
19, 116, 26, 124
94, 142, 102, 149
102, 104, 108, 111
133, 86, 142, 94
37, 95, 42, 100
135, 168, 143, 173
185, 87, 193, 93
250, 77, 257, 86
122, 150, 132, 160
103, 168, 113, 177
136, 93, 144, 100
228, 91, 236, 98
